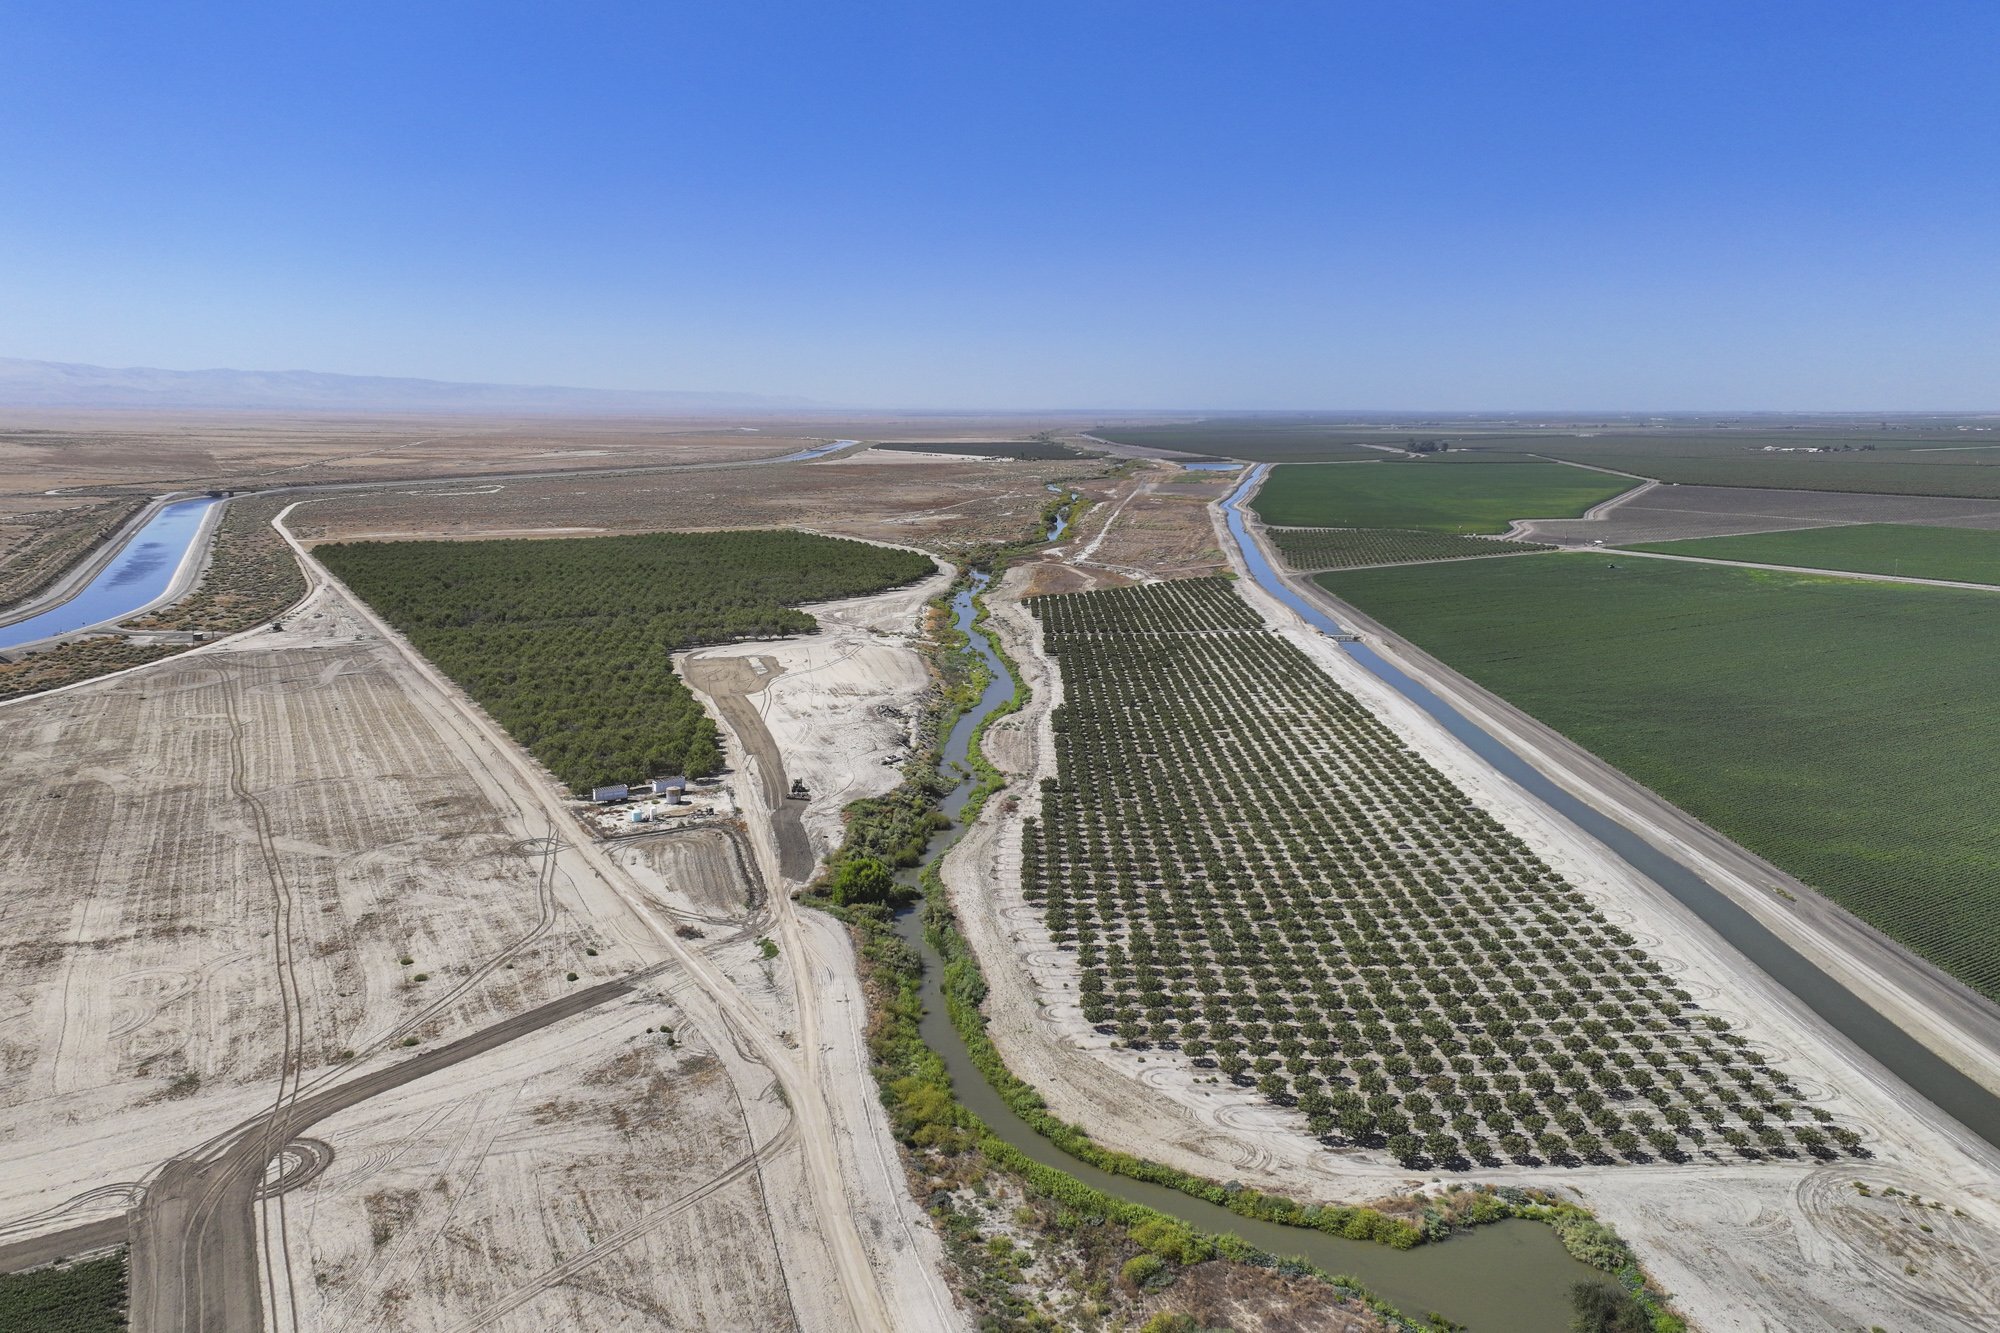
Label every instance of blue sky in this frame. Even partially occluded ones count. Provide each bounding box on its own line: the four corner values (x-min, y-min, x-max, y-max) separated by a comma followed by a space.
2, 2, 1994, 409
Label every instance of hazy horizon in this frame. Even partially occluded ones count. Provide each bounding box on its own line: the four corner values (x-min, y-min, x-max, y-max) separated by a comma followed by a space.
4, 4, 1994, 410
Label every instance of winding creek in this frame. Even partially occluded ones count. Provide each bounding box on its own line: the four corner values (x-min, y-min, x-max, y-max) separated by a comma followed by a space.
0, 496, 222, 650
1220, 464, 2000, 1155
895, 574, 1599, 1330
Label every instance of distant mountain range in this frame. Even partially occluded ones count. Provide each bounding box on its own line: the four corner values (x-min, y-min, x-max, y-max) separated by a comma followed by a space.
0, 357, 816, 413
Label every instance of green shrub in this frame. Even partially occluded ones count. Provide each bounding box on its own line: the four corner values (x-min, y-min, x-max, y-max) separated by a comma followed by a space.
1120, 1253, 1168, 1288
1568, 1280, 1651, 1332
830, 856, 897, 907
1549, 1209, 1634, 1272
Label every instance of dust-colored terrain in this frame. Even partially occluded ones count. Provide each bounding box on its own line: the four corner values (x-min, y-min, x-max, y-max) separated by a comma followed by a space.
1020, 461, 1230, 595
0, 411, 806, 499
0, 409, 1108, 502
16, 419, 2000, 1330
0, 600, 617, 1200
292, 454, 1108, 556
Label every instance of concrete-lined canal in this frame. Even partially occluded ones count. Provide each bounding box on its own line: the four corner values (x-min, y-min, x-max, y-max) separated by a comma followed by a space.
0, 496, 222, 650
897, 571, 1599, 1331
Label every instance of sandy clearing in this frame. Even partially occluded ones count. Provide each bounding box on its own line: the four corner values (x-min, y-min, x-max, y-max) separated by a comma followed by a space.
278, 992, 801, 1332
682, 563, 952, 877
675, 564, 966, 1331
937, 534, 2000, 1330
0, 608, 624, 1234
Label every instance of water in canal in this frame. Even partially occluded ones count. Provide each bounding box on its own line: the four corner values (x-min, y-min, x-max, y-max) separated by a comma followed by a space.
773, 438, 861, 462
1043, 489, 1081, 543
897, 572, 1599, 1331
1220, 465, 2000, 1155
0, 496, 221, 649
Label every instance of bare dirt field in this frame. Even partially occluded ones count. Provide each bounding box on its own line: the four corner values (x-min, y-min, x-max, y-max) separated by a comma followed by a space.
1020, 462, 1229, 595
0, 409, 1107, 502
291, 454, 1109, 557
0, 597, 640, 1237
937, 522, 2000, 1331
276, 991, 800, 1332
0, 410, 815, 503
1516, 482, 2000, 545
681, 562, 948, 876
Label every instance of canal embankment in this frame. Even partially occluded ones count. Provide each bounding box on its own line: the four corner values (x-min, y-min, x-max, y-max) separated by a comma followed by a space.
0, 494, 225, 652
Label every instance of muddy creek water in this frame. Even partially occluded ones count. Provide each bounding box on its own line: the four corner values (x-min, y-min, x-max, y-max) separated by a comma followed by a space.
1043, 486, 1080, 543
894, 572, 1598, 1331
1220, 464, 2000, 1155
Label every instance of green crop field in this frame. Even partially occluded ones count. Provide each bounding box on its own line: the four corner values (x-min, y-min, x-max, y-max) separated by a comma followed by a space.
1319, 554, 2000, 1001
1024, 578, 1853, 1169
321, 529, 933, 793
1086, 420, 1388, 462
1630, 523, 2000, 586
1267, 526, 1550, 570
0, 1252, 127, 1333
1252, 462, 1634, 533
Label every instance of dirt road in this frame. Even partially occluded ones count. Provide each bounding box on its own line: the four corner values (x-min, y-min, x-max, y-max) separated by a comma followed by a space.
681, 653, 815, 882
1596, 543, 2000, 590
127, 971, 655, 1333
0, 1216, 129, 1275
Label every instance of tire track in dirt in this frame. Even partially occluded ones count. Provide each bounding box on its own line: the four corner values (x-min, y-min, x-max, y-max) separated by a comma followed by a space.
214, 663, 311, 1333
439, 1123, 798, 1333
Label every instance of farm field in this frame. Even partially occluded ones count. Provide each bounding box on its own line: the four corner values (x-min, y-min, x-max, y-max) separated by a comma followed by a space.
1515, 483, 2000, 546
318, 529, 933, 793
0, 410, 812, 500
1022, 577, 1853, 1169
1252, 462, 1634, 533
1086, 419, 1389, 462
1629, 522, 2000, 585
0, 1252, 126, 1332
1319, 555, 2000, 1002
1529, 433, 2000, 499
1267, 526, 1549, 571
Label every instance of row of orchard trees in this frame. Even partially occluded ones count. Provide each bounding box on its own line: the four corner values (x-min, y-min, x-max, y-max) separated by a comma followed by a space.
1266, 525, 1549, 572
322, 529, 933, 793
1023, 577, 1862, 1171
